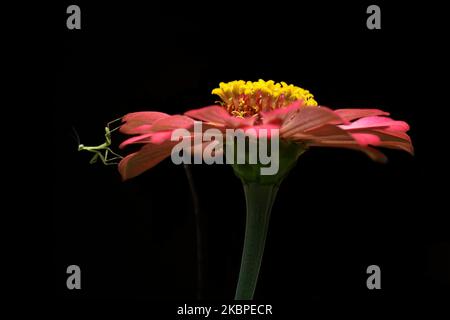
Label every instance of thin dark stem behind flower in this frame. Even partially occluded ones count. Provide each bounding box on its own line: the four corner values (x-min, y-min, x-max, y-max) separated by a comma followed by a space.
183, 164, 205, 300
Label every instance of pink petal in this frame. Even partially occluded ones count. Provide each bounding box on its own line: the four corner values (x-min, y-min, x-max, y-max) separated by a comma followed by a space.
119, 133, 154, 149
184, 106, 231, 126
150, 131, 174, 144
290, 124, 353, 143
280, 107, 345, 138
150, 115, 194, 131
291, 125, 389, 161
351, 133, 382, 146
378, 141, 414, 154
261, 101, 304, 125
361, 130, 413, 154
120, 115, 194, 148
185, 105, 255, 128
360, 129, 412, 143
242, 124, 281, 138
120, 112, 169, 134
334, 109, 389, 121
119, 141, 177, 180
340, 116, 410, 132
308, 142, 388, 163
125, 124, 153, 133
122, 111, 169, 122
338, 128, 413, 153
119, 131, 181, 148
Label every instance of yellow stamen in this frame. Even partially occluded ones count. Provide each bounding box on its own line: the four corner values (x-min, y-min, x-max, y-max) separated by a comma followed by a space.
231, 110, 247, 118
212, 79, 318, 117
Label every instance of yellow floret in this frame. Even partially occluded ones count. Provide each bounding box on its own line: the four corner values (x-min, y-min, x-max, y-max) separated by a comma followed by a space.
211, 80, 318, 117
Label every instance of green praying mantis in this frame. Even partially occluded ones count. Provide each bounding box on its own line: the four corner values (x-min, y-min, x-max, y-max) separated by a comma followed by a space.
74, 118, 123, 165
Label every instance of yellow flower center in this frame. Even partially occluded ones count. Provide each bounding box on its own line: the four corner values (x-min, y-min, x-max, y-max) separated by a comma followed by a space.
212, 79, 318, 118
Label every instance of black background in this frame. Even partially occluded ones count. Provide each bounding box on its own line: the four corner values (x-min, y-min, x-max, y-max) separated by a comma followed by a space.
54, 0, 449, 316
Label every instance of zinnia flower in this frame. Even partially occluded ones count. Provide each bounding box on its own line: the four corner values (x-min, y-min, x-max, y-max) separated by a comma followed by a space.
119, 80, 412, 180
117, 80, 413, 300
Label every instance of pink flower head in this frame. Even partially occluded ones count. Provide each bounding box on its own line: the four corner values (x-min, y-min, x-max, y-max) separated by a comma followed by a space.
118, 80, 413, 180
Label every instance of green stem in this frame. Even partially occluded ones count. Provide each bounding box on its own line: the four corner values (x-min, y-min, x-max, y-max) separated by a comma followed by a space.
234, 182, 279, 300
231, 140, 306, 299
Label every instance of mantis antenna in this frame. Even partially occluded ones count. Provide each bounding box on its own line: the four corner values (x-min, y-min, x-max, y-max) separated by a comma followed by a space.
75, 117, 124, 165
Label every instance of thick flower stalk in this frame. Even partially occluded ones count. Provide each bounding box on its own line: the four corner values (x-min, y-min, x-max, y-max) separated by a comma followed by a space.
117, 80, 413, 300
